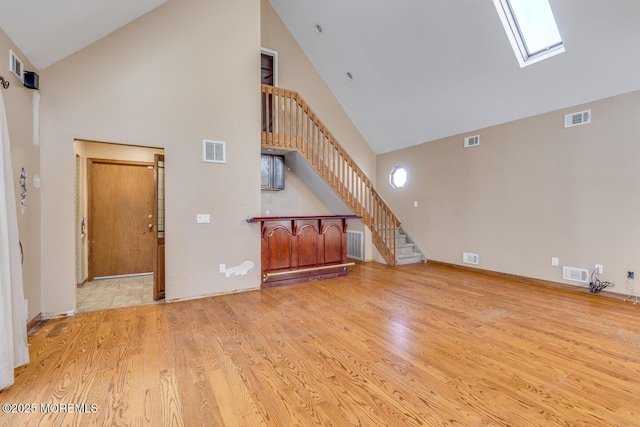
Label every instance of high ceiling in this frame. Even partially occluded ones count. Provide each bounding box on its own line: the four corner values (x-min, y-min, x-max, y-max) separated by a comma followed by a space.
0, 0, 167, 71
1, 0, 639, 154
269, 0, 640, 153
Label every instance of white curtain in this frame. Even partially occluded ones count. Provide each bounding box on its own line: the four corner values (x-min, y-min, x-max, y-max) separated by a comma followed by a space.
0, 89, 29, 390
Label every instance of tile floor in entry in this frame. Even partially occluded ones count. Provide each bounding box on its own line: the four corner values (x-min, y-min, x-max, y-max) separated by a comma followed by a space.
76, 274, 161, 313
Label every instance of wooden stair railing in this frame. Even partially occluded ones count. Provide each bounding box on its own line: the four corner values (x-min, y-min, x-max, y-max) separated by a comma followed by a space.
261, 84, 399, 265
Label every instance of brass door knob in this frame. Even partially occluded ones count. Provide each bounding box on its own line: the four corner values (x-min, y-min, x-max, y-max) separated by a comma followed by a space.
148, 223, 154, 230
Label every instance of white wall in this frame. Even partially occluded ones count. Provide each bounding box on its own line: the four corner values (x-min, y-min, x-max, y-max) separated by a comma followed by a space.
0, 28, 41, 322
40, 0, 262, 315
378, 90, 640, 294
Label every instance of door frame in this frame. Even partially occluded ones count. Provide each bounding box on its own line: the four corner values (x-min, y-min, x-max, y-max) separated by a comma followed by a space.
261, 48, 278, 87
153, 154, 165, 300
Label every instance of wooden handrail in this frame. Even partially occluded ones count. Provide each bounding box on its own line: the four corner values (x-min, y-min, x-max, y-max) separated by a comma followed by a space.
261, 84, 400, 265
247, 214, 360, 223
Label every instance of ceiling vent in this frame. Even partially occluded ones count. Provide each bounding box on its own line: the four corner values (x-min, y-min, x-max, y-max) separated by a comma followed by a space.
464, 135, 480, 148
562, 266, 589, 283
9, 49, 23, 82
463, 252, 479, 265
202, 139, 226, 163
564, 110, 591, 128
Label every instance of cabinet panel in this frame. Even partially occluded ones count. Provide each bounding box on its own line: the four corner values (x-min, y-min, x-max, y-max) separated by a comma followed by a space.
272, 155, 285, 190
261, 154, 285, 190
261, 155, 271, 189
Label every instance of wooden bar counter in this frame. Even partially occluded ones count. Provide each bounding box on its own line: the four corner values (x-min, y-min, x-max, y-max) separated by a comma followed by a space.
247, 215, 359, 287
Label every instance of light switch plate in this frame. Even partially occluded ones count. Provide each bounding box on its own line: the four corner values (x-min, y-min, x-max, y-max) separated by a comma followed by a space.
196, 214, 210, 224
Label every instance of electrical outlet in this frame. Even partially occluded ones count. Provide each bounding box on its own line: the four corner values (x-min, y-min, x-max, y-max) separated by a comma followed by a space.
628, 271, 634, 279
219, 264, 225, 273
413, 201, 418, 208
551, 257, 559, 267
595, 264, 603, 274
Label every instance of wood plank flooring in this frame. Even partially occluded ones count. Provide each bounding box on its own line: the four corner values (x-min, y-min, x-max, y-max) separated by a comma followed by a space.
1, 262, 639, 426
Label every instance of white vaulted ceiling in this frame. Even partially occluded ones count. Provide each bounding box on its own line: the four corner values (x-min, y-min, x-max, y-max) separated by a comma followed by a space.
0, 0, 167, 70
1, 0, 640, 153
268, 0, 640, 153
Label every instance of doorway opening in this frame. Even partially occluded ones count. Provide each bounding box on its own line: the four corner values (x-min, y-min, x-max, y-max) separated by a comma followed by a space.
74, 140, 165, 313
261, 48, 278, 87
261, 48, 278, 133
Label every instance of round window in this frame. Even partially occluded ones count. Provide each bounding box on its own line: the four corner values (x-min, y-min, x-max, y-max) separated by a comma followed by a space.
389, 166, 407, 189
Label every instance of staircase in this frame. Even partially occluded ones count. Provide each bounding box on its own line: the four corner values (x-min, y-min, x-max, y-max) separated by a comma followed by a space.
394, 227, 426, 265
261, 84, 425, 266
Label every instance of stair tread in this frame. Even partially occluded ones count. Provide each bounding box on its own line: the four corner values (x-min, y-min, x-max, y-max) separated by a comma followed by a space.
396, 252, 424, 265
396, 252, 423, 259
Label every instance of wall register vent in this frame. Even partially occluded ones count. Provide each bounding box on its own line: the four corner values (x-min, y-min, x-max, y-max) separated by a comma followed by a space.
564, 110, 591, 128
562, 266, 589, 283
202, 139, 226, 163
464, 135, 480, 148
9, 49, 23, 82
346, 230, 364, 261
463, 252, 479, 265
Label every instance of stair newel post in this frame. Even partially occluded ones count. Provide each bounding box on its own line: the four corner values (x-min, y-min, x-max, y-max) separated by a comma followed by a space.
287, 93, 292, 146
296, 95, 301, 150
276, 89, 285, 147
304, 104, 309, 156
392, 215, 396, 263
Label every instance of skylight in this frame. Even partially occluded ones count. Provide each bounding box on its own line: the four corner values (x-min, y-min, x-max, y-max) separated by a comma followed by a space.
493, 0, 564, 67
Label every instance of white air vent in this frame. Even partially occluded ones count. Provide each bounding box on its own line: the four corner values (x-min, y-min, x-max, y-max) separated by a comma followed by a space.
346, 230, 364, 261
463, 252, 479, 265
464, 135, 480, 148
202, 139, 226, 163
564, 110, 591, 128
562, 266, 589, 283
9, 50, 23, 82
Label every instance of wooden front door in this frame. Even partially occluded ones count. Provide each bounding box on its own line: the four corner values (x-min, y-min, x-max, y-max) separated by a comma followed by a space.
153, 154, 165, 300
88, 159, 155, 279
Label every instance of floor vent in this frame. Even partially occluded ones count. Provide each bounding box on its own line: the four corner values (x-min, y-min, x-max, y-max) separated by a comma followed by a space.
464, 135, 480, 148
346, 230, 364, 261
463, 252, 479, 265
564, 110, 591, 128
562, 266, 589, 283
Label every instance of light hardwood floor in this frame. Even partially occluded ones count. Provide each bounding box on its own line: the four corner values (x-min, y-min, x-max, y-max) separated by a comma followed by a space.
1, 262, 639, 426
